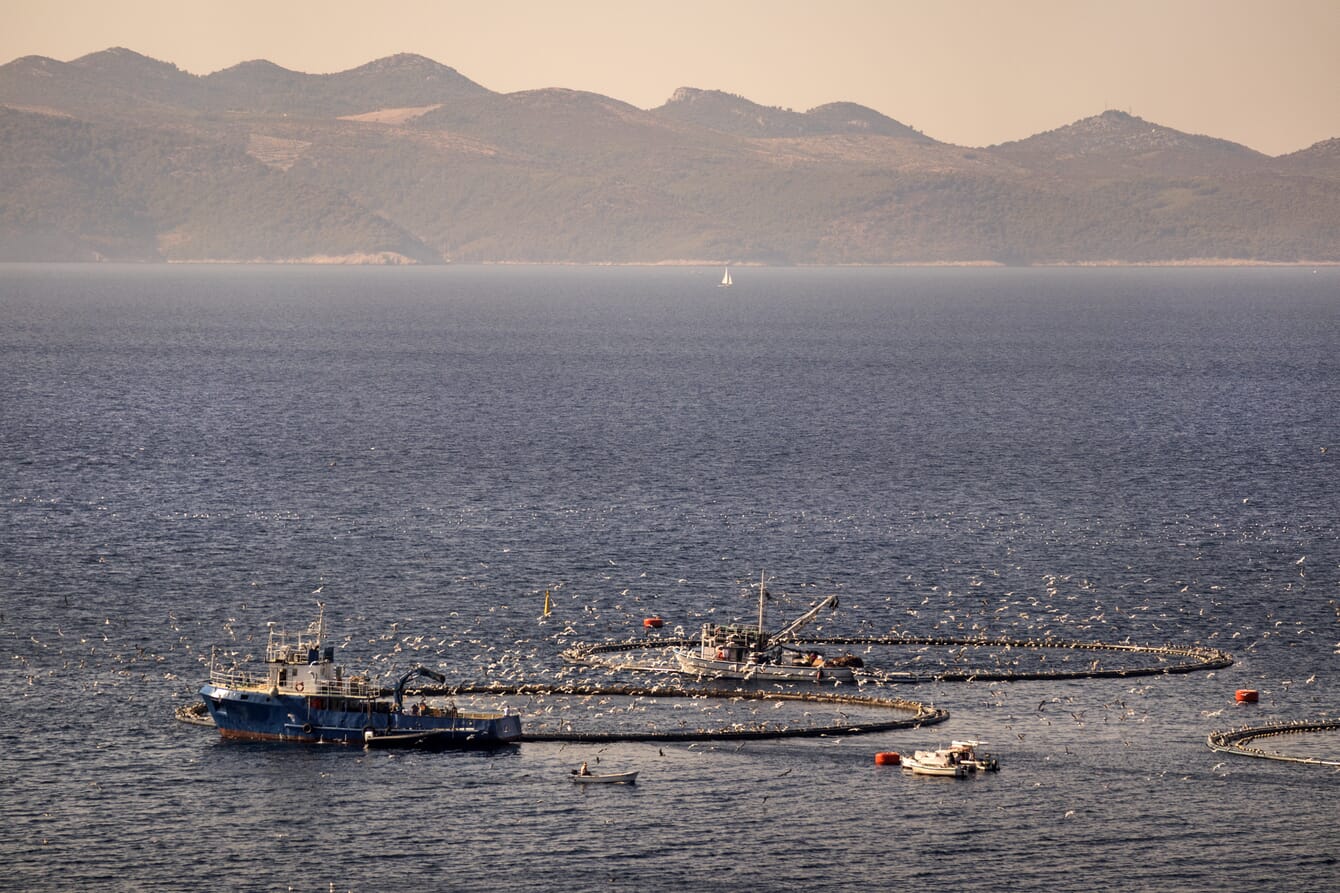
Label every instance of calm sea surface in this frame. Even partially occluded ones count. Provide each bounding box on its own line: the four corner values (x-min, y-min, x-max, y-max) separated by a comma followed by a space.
1, 265, 1337, 892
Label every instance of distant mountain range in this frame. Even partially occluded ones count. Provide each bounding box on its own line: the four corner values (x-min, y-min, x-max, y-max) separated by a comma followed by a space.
2, 47, 1337, 264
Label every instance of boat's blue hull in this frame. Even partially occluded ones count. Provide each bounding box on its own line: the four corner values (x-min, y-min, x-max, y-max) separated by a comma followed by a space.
199, 683, 522, 747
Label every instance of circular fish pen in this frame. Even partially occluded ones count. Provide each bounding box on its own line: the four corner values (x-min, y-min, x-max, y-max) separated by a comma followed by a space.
411, 682, 948, 742
1207, 719, 1340, 767
565, 634, 1234, 682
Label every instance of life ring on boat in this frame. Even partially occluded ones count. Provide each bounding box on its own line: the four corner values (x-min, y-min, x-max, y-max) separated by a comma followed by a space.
301, 723, 313, 734
294, 681, 304, 692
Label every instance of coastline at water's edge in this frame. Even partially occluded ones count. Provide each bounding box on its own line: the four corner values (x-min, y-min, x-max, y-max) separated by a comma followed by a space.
116, 256, 1340, 268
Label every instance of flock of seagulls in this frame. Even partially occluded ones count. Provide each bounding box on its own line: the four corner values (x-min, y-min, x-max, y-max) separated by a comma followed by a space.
6, 558, 1331, 758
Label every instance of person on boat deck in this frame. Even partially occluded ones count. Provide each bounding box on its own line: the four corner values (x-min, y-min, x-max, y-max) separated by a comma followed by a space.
578, 761, 591, 776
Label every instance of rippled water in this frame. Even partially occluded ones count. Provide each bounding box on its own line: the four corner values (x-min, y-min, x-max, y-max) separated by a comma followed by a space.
2, 264, 1337, 892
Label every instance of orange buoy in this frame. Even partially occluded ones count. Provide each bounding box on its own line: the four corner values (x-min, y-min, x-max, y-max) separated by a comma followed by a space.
643, 616, 664, 629
874, 751, 901, 766
1235, 689, 1259, 703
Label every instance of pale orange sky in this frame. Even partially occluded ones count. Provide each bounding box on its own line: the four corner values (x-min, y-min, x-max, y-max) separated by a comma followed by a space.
4, 0, 1338, 156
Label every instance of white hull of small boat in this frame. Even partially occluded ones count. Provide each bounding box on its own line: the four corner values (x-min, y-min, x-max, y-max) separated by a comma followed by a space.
673, 649, 855, 684
572, 771, 638, 785
901, 754, 969, 777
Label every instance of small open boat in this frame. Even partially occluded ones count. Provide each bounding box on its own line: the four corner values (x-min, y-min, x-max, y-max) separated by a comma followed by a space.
571, 770, 639, 785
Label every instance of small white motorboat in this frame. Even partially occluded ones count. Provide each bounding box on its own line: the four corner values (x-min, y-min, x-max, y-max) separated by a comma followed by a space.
571, 769, 639, 785
901, 749, 969, 777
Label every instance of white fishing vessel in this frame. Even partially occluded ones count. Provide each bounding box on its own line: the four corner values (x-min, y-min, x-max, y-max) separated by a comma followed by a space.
718, 266, 733, 287
673, 572, 860, 683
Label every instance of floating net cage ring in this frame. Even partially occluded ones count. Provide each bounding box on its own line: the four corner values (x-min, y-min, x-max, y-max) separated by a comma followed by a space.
564, 635, 1234, 683
1207, 719, 1340, 767
410, 682, 949, 742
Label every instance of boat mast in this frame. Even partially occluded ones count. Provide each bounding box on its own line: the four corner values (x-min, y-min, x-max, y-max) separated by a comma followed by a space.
311, 601, 326, 648
757, 570, 767, 638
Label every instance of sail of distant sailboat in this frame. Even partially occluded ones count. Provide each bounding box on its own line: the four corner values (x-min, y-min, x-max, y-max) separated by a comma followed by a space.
719, 267, 733, 287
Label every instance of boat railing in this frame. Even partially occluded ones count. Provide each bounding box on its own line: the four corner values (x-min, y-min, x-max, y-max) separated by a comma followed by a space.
208, 666, 266, 689
264, 608, 327, 663
267, 643, 318, 663
208, 666, 379, 699
314, 677, 379, 699
702, 623, 767, 649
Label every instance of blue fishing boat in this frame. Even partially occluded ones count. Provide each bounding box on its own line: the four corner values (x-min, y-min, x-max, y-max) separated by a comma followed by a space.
198, 606, 522, 748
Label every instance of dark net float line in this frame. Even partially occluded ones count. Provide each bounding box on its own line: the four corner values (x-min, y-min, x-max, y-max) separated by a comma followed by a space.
1207, 719, 1340, 767
405, 681, 949, 742
563, 635, 1234, 682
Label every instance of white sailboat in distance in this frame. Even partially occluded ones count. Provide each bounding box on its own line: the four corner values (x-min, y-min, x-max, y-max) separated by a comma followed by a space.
719, 266, 733, 287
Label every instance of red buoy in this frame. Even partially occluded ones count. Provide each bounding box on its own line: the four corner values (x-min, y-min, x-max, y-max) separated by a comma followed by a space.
874, 751, 901, 766
1235, 689, 1259, 703
643, 616, 664, 629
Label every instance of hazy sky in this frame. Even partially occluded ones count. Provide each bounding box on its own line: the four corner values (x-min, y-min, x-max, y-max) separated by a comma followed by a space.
5, 0, 1338, 155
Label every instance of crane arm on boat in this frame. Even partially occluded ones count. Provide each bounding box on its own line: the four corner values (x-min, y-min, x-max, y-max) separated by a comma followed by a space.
393, 666, 447, 711
770, 595, 840, 643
